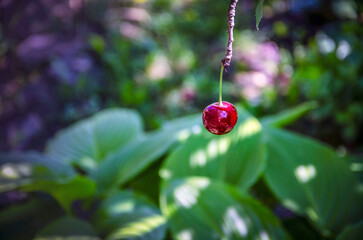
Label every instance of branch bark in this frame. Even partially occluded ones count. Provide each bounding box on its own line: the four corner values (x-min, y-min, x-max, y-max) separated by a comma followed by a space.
221, 0, 238, 69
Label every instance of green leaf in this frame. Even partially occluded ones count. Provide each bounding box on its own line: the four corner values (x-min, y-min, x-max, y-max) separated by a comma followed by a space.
0, 197, 64, 240
0, 153, 93, 213
0, 199, 40, 226
46, 109, 143, 172
161, 177, 290, 240
93, 191, 166, 240
161, 113, 201, 132
282, 217, 323, 240
160, 108, 265, 191
94, 114, 201, 193
34, 216, 100, 240
261, 101, 318, 128
256, 0, 265, 30
263, 128, 362, 235
337, 221, 363, 240
127, 160, 163, 204
0, 152, 75, 192
22, 176, 96, 213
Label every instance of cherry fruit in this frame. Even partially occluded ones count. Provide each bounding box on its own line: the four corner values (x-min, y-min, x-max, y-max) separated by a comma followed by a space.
202, 101, 238, 135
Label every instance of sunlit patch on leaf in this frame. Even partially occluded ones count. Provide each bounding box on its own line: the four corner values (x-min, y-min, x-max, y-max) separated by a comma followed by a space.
294, 165, 317, 183
190, 149, 207, 168
236, 117, 262, 139
108, 215, 166, 240
173, 178, 210, 209
223, 207, 249, 237
176, 229, 194, 240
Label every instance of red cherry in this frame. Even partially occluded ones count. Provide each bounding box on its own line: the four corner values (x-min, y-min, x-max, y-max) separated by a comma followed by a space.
202, 101, 238, 135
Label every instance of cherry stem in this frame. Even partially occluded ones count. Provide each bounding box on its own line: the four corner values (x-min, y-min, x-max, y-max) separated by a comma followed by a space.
219, 65, 224, 106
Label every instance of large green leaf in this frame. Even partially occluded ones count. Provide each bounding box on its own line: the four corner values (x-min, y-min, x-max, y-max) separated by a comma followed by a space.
160, 108, 265, 191
93, 191, 166, 240
46, 109, 143, 171
0, 197, 64, 240
22, 176, 96, 212
161, 177, 290, 240
0, 152, 75, 192
94, 114, 201, 193
337, 221, 363, 240
260, 101, 317, 128
34, 216, 100, 240
263, 128, 362, 235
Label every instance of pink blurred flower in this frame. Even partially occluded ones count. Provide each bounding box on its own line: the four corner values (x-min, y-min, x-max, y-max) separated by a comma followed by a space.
239, 41, 280, 79
234, 39, 292, 105
181, 87, 195, 102
235, 71, 271, 104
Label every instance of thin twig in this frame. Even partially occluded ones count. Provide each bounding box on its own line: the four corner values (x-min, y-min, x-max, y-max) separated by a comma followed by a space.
221, 0, 238, 69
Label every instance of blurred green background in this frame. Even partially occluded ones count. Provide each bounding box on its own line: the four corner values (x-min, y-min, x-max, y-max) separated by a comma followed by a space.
0, 0, 362, 239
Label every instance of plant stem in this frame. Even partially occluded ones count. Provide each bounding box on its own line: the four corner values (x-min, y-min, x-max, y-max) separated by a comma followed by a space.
221, 0, 238, 68
219, 0, 238, 105
219, 65, 224, 106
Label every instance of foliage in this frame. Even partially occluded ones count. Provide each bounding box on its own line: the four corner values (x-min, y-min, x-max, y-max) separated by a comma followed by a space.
0, 106, 361, 239
337, 221, 363, 240
1, 0, 363, 239
287, 21, 363, 144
